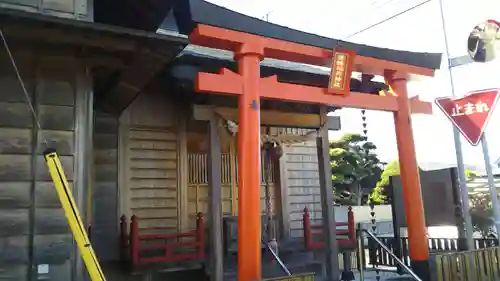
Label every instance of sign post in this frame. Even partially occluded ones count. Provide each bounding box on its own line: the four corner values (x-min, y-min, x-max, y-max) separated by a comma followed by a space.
480, 134, 500, 238
436, 88, 500, 239
438, 0, 474, 250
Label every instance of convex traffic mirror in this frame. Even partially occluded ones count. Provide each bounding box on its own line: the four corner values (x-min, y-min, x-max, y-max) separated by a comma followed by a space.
467, 20, 500, 63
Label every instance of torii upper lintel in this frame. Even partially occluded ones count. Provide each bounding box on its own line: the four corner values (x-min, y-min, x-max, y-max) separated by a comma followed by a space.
190, 24, 437, 77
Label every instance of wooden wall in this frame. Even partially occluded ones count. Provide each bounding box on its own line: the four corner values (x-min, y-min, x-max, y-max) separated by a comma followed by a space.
116, 101, 333, 242
118, 91, 180, 235
281, 141, 322, 238
92, 111, 119, 261
0, 0, 92, 21
0, 51, 92, 280
117, 100, 282, 233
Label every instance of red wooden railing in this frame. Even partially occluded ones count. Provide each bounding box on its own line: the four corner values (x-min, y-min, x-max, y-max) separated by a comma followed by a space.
302, 206, 356, 250
119, 213, 205, 268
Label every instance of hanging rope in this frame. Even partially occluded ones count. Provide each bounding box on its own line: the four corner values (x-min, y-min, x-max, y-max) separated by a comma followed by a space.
263, 142, 275, 241
0, 30, 47, 147
263, 141, 280, 258
361, 74, 380, 281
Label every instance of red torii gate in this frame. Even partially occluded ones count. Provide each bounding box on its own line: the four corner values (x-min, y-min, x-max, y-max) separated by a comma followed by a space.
190, 24, 433, 281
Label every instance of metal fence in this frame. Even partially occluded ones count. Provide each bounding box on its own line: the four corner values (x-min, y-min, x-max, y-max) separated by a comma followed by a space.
367, 237, 499, 268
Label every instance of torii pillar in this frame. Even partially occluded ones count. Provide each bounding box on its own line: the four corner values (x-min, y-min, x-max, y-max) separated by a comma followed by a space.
234, 43, 264, 281
189, 24, 433, 281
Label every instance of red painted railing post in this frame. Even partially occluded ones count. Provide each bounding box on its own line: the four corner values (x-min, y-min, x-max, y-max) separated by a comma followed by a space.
120, 215, 127, 261
196, 212, 205, 259
130, 215, 140, 267
303, 207, 311, 249
347, 206, 355, 243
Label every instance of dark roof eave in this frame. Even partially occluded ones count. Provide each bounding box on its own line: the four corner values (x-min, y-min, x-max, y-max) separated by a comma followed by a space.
171, 48, 388, 93
94, 0, 177, 31
171, 0, 442, 70
178, 45, 332, 76
0, 8, 189, 48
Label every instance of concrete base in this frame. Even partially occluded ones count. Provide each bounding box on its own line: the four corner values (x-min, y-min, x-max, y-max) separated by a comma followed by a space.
341, 270, 355, 281
101, 262, 208, 281
411, 259, 430, 281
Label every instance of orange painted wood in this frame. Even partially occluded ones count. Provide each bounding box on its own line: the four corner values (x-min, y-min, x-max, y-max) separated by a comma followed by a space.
189, 21, 433, 280
196, 69, 433, 113
195, 68, 242, 95
387, 70, 429, 261
235, 45, 263, 281
302, 207, 357, 250
260, 75, 400, 111
125, 213, 205, 268
189, 24, 436, 77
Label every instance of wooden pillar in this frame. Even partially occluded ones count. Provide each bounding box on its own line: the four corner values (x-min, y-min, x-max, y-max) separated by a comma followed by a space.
277, 148, 290, 240
74, 66, 94, 281
385, 70, 430, 281
178, 117, 189, 232
207, 113, 224, 281
236, 43, 264, 281
230, 140, 238, 216
317, 106, 340, 281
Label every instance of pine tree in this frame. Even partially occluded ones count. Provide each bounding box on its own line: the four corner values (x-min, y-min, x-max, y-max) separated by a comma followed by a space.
330, 133, 383, 205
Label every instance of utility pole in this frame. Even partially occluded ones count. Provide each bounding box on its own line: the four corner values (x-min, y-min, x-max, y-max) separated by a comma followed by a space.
438, 0, 474, 250
262, 10, 274, 22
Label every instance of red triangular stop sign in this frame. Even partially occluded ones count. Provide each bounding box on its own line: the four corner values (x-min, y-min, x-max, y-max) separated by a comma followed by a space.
435, 88, 500, 146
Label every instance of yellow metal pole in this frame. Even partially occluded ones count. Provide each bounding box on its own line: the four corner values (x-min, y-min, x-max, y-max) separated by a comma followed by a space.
43, 148, 106, 281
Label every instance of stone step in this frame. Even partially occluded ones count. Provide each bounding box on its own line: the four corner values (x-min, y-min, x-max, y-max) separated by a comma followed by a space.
383, 276, 414, 281
223, 257, 324, 281
225, 270, 410, 281
222, 249, 318, 269
353, 270, 413, 281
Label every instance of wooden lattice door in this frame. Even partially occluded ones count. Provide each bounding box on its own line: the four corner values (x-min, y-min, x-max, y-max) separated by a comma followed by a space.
186, 140, 279, 229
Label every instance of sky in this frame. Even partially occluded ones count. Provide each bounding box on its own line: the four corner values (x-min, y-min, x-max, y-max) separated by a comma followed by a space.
206, 0, 500, 172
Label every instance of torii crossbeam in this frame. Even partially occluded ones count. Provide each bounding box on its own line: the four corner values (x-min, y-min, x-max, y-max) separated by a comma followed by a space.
190, 24, 434, 281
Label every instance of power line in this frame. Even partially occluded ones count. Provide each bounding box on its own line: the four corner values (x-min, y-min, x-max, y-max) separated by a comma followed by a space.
329, 0, 400, 26
370, 0, 399, 11
344, 0, 432, 39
